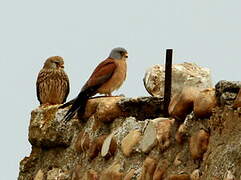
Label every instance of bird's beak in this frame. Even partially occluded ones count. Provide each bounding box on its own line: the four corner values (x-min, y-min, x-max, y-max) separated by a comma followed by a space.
125, 53, 128, 58
60, 64, 64, 68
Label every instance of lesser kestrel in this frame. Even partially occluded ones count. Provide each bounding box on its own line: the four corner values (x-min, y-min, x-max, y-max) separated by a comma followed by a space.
36, 56, 70, 105
60, 47, 128, 122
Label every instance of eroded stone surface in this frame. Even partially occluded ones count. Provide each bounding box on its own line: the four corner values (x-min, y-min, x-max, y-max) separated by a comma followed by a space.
168, 174, 191, 180
169, 87, 199, 121
33, 169, 44, 180
194, 88, 217, 118
139, 157, 157, 180
18, 86, 241, 180
233, 88, 241, 108
100, 162, 123, 180
156, 118, 175, 151
144, 62, 212, 97
29, 105, 79, 147
189, 129, 209, 160
121, 130, 142, 156
215, 80, 241, 106
139, 120, 157, 153
118, 96, 164, 120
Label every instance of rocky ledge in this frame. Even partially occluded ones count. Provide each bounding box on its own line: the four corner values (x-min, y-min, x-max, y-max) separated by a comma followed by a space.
18, 81, 241, 180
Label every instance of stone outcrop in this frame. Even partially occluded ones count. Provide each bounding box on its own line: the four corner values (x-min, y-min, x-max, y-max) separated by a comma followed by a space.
18, 81, 241, 180
143, 62, 212, 97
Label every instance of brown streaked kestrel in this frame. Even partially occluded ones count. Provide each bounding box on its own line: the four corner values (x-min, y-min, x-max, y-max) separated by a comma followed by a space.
60, 47, 128, 122
36, 56, 70, 105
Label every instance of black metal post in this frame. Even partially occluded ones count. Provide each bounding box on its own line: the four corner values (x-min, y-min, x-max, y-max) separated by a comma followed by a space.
163, 49, 173, 117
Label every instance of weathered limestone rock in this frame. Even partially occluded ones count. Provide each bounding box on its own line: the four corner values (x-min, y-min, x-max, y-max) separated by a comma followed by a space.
189, 129, 209, 160
190, 169, 200, 180
101, 133, 117, 158
74, 131, 90, 153
233, 88, 241, 108
139, 117, 174, 153
18, 88, 241, 180
223, 170, 235, 180
123, 169, 135, 180
139, 157, 157, 180
121, 130, 142, 157
71, 165, 82, 180
173, 153, 182, 166
144, 62, 212, 97
34, 169, 44, 180
100, 162, 123, 180
203, 107, 241, 179
118, 96, 164, 120
193, 88, 217, 118
175, 123, 188, 144
215, 80, 241, 106
84, 96, 124, 122
156, 118, 175, 151
139, 120, 157, 153
88, 135, 108, 160
169, 87, 199, 121
153, 166, 165, 180
47, 168, 69, 180
168, 174, 191, 180
29, 105, 78, 147
83, 169, 99, 180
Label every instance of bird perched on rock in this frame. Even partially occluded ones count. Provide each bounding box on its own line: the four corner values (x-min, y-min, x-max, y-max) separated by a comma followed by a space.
60, 47, 128, 122
36, 56, 70, 105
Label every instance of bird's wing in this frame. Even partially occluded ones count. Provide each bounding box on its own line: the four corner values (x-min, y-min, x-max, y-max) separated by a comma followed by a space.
62, 59, 117, 122
36, 69, 48, 104
60, 71, 70, 103
81, 58, 117, 92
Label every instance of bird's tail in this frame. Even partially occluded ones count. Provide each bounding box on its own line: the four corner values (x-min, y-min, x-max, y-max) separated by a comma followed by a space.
59, 98, 76, 109
63, 92, 88, 122
62, 86, 98, 122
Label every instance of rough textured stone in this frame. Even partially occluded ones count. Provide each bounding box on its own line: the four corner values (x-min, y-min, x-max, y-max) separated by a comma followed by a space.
233, 88, 241, 108
46, 168, 69, 180
203, 107, 241, 179
140, 157, 157, 180
153, 166, 166, 180
168, 174, 191, 180
173, 153, 182, 166
223, 170, 235, 180
156, 118, 175, 151
121, 130, 142, 156
194, 88, 217, 118
190, 169, 200, 180
81, 96, 124, 122
139, 120, 157, 153
29, 105, 79, 148
118, 96, 164, 120
215, 80, 241, 106
189, 129, 210, 160
88, 135, 108, 160
123, 169, 135, 180
100, 162, 123, 180
169, 87, 199, 121
175, 123, 188, 144
34, 169, 44, 180
144, 62, 212, 97
18, 88, 241, 180
101, 133, 117, 158
84, 169, 99, 180
74, 131, 90, 153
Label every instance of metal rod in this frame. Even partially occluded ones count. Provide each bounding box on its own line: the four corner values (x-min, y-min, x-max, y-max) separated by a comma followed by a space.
163, 49, 173, 117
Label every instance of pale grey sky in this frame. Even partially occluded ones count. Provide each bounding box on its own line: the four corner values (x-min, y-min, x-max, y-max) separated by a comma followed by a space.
1, 0, 241, 179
